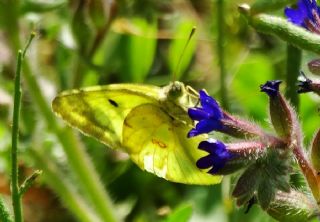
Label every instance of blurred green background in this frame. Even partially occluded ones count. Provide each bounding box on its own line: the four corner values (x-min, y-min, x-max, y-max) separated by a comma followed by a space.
0, 0, 319, 221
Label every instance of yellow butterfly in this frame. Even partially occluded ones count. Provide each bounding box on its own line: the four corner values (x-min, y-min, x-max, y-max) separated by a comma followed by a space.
52, 80, 221, 185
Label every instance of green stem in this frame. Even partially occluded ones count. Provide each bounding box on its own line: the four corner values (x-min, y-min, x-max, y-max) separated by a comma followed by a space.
11, 33, 35, 222
11, 50, 23, 222
72, 56, 87, 88
217, 0, 229, 109
285, 44, 301, 109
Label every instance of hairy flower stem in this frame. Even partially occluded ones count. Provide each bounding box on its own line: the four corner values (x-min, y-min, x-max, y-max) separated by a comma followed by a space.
239, 5, 320, 54
285, 44, 301, 109
217, 0, 229, 109
293, 145, 320, 204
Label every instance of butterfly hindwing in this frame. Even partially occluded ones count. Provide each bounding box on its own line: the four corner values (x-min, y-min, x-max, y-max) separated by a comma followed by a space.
123, 103, 221, 184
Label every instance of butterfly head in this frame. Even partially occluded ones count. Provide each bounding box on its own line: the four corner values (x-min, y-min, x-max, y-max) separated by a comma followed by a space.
165, 81, 186, 101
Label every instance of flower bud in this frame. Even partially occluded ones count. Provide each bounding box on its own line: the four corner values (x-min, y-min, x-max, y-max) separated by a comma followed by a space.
260, 80, 301, 144
308, 59, 320, 75
267, 190, 318, 222
298, 71, 320, 96
212, 141, 263, 175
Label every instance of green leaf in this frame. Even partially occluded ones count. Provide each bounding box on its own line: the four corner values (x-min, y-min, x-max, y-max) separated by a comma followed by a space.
163, 203, 193, 222
231, 54, 273, 122
233, 149, 291, 209
118, 18, 157, 82
290, 172, 307, 190
88, 0, 109, 30
168, 20, 196, 80
19, 170, 42, 196
256, 150, 291, 209
232, 165, 261, 206
257, 179, 275, 210
20, 0, 66, 14
71, 3, 94, 54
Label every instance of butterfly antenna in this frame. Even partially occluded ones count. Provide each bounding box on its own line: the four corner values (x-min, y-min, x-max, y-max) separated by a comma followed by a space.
172, 26, 196, 82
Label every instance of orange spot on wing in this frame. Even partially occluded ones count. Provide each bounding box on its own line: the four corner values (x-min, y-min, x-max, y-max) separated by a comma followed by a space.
152, 138, 167, 148
124, 119, 133, 128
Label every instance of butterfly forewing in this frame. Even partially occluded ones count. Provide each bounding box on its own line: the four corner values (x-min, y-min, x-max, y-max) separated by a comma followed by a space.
52, 84, 161, 149
123, 103, 221, 185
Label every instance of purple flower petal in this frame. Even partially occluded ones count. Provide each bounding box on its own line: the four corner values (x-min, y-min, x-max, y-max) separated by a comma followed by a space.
199, 90, 223, 119
285, 0, 320, 32
188, 108, 211, 121
187, 129, 199, 138
198, 140, 215, 153
196, 155, 214, 169
196, 139, 233, 174
187, 89, 224, 137
207, 159, 226, 174
198, 139, 224, 153
188, 119, 221, 138
194, 119, 222, 134
285, 7, 306, 26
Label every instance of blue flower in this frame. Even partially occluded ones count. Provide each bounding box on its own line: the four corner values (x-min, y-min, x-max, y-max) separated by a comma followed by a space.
196, 139, 233, 174
187, 90, 224, 138
284, 0, 320, 33
260, 80, 282, 97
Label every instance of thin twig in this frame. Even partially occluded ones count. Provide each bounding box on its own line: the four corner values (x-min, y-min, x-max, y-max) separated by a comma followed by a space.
11, 33, 35, 222
11, 49, 23, 222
